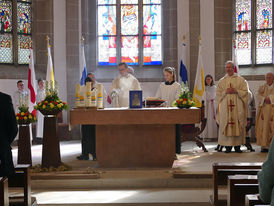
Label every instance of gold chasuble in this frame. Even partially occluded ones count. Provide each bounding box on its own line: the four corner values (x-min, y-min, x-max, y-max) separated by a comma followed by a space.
255, 84, 274, 147
216, 74, 248, 146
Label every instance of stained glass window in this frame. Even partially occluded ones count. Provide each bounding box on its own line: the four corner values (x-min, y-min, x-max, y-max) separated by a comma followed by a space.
0, 0, 32, 64
235, 0, 251, 31
17, 2, 31, 34
235, 32, 251, 65
121, 5, 138, 35
18, 34, 31, 64
0, 1, 12, 33
0, 34, 12, 63
234, 0, 273, 66
98, 1, 117, 66
97, 0, 162, 66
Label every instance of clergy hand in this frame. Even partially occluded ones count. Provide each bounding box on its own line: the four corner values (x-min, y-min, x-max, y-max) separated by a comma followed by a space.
264, 97, 271, 104
226, 88, 238, 94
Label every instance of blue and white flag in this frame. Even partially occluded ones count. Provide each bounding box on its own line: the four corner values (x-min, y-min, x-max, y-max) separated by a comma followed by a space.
80, 44, 87, 86
179, 43, 188, 84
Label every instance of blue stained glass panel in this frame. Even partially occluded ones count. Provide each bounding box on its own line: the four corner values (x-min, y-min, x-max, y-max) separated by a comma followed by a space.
143, 5, 161, 35
98, 5, 116, 36
121, 5, 138, 35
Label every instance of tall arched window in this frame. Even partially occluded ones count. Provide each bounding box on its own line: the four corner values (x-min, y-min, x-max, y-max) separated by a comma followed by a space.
234, 0, 273, 66
0, 0, 32, 64
97, 0, 162, 66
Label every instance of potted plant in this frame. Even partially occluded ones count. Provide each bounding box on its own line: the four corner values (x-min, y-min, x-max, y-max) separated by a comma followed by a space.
173, 82, 195, 109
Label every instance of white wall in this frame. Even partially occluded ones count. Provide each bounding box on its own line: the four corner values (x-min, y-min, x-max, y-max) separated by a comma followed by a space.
53, 0, 67, 122
200, 0, 215, 78
177, 0, 190, 82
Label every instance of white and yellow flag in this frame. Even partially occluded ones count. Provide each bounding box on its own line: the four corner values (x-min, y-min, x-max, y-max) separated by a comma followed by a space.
46, 42, 55, 88
193, 44, 205, 107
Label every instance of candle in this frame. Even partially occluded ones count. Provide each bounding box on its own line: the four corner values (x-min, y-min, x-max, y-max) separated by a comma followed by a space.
85, 82, 92, 107
75, 83, 80, 107
97, 83, 104, 109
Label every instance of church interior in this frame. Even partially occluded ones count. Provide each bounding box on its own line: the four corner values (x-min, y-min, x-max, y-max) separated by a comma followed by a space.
0, 0, 274, 205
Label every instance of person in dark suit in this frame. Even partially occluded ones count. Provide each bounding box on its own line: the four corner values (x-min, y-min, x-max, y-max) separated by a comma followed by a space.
0, 92, 18, 177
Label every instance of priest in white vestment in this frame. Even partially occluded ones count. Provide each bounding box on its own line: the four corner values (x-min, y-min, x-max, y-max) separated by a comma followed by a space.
36, 79, 45, 140
110, 63, 141, 107
201, 74, 218, 140
216, 61, 248, 153
156, 67, 181, 154
255, 72, 274, 152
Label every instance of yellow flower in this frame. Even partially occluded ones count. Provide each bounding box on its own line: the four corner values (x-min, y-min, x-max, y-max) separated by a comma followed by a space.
34, 117, 37, 121
28, 115, 32, 119
45, 101, 48, 103
24, 116, 27, 120
57, 104, 62, 108
21, 112, 25, 116
183, 101, 186, 104
16, 116, 19, 120
50, 103, 54, 109
42, 105, 46, 109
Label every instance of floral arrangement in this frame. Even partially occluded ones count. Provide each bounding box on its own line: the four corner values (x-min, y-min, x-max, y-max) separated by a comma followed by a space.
16, 94, 37, 125
34, 81, 68, 114
173, 82, 195, 109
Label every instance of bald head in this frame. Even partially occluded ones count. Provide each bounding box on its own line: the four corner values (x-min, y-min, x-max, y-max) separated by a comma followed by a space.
265, 72, 274, 86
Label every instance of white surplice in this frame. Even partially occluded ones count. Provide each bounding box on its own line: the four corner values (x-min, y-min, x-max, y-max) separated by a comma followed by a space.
36, 88, 45, 138
201, 85, 218, 139
155, 82, 181, 107
110, 74, 141, 107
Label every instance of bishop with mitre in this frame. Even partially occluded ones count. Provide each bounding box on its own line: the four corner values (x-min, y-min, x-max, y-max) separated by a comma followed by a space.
255, 72, 274, 152
216, 61, 248, 153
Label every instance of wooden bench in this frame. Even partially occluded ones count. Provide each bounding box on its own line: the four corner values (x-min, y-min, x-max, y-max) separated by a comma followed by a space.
8, 164, 36, 206
245, 194, 270, 206
212, 162, 262, 206
0, 177, 9, 206
227, 175, 258, 206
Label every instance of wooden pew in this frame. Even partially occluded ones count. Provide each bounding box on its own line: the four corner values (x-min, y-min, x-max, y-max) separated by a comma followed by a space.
212, 162, 262, 206
245, 194, 270, 206
227, 175, 258, 206
8, 164, 36, 206
0, 177, 9, 206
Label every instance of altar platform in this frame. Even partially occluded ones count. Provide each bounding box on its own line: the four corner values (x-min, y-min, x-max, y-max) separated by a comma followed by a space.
10, 140, 267, 205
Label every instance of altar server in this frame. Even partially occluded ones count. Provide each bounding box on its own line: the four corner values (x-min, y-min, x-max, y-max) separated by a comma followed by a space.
36, 79, 45, 141
110, 62, 141, 107
255, 72, 274, 152
156, 67, 182, 154
216, 61, 248, 153
201, 74, 218, 140
155, 67, 181, 107
13, 80, 28, 112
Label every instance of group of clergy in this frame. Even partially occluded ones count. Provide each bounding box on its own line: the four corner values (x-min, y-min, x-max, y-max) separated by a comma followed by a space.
109, 61, 274, 154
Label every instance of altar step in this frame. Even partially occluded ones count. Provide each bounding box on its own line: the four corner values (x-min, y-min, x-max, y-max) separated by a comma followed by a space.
31, 172, 212, 190
33, 188, 212, 206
